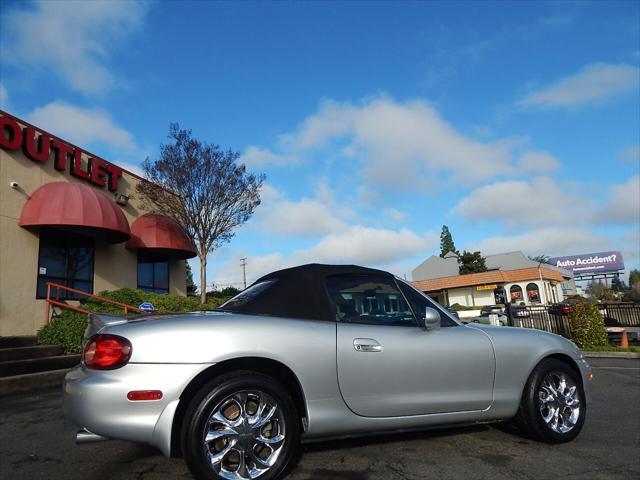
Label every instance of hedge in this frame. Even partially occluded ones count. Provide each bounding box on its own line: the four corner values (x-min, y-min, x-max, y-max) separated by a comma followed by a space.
567, 302, 609, 349
37, 288, 230, 353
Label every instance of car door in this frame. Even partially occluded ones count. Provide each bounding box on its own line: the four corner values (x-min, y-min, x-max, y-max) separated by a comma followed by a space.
329, 274, 495, 417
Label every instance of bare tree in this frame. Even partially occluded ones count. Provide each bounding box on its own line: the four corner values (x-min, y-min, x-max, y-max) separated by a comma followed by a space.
137, 124, 265, 303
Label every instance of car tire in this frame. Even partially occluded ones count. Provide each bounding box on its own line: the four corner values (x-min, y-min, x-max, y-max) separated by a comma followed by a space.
181, 371, 300, 480
514, 358, 585, 443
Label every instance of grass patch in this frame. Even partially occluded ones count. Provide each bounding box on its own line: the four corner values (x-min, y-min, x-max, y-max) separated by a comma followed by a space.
581, 345, 640, 353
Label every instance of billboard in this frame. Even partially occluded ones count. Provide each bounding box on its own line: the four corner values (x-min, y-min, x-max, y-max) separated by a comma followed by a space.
547, 251, 624, 275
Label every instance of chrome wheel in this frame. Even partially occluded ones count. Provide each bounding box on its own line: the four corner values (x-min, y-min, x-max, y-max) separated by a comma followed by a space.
203, 390, 286, 480
538, 372, 581, 434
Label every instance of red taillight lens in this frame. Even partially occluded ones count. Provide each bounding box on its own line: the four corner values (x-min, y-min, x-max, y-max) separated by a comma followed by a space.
83, 334, 132, 370
562, 306, 571, 314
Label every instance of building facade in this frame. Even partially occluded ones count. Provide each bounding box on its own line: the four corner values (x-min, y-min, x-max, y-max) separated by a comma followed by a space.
411, 251, 575, 307
1, 111, 196, 336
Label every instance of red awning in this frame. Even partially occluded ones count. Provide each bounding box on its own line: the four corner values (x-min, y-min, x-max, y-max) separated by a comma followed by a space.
126, 214, 197, 259
19, 181, 131, 243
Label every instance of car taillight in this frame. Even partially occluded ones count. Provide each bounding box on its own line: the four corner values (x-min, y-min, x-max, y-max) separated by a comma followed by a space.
562, 306, 571, 314
83, 334, 132, 370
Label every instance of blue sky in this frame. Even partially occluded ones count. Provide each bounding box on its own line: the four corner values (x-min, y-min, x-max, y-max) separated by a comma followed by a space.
1, 0, 639, 289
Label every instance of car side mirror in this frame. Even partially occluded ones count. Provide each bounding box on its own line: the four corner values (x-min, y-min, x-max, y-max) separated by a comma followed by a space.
424, 307, 441, 331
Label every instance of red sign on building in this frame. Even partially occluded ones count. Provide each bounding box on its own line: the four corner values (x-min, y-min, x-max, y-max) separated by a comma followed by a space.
0, 112, 123, 192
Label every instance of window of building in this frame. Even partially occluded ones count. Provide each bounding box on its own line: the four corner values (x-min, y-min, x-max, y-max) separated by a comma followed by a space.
137, 252, 169, 294
526, 283, 541, 303
36, 228, 94, 299
325, 275, 417, 327
510, 285, 524, 303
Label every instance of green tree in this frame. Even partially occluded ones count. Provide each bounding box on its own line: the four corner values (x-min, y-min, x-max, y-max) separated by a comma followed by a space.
567, 303, 608, 349
439, 225, 458, 258
137, 124, 265, 304
611, 276, 627, 293
586, 281, 616, 302
458, 251, 487, 275
528, 254, 550, 264
629, 269, 640, 288
186, 262, 197, 296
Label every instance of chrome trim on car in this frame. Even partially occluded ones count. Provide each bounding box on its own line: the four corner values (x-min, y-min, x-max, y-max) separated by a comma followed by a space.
76, 428, 110, 444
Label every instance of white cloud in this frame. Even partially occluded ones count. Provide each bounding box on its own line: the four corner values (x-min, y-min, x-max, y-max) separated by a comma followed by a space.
212, 226, 437, 285
27, 102, 141, 153
260, 197, 347, 238
382, 207, 408, 223
248, 97, 535, 188
240, 146, 295, 168
452, 177, 592, 227
472, 227, 611, 257
114, 160, 144, 177
254, 184, 347, 238
596, 175, 640, 225
519, 63, 640, 108
517, 151, 560, 173
291, 226, 437, 266
1, 0, 148, 94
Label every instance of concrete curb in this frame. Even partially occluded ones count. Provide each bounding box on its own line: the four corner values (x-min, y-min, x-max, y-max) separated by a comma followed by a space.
582, 351, 640, 359
0, 368, 69, 396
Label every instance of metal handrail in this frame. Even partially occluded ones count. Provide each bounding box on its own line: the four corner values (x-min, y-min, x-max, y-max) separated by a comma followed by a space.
45, 281, 144, 324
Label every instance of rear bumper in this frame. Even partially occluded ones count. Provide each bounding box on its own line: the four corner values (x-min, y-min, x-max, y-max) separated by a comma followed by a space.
63, 362, 210, 457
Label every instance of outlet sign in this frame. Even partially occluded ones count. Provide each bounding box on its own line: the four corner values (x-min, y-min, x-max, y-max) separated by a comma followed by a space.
0, 112, 123, 192
548, 251, 624, 275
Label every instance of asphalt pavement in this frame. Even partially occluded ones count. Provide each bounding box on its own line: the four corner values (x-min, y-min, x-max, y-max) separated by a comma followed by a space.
1, 357, 638, 480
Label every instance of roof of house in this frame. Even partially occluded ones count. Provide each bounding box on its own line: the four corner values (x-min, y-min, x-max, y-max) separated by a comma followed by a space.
411, 267, 568, 292
412, 250, 573, 281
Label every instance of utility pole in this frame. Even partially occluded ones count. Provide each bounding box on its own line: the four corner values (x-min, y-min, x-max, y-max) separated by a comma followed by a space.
240, 258, 247, 290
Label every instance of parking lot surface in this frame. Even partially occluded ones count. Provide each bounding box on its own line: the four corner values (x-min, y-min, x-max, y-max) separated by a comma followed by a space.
1, 357, 638, 480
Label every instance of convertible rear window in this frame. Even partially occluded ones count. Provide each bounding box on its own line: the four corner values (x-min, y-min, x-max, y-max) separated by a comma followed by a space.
219, 279, 279, 311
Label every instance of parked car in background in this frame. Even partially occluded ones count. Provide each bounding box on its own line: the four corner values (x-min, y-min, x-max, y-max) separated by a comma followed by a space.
471, 313, 508, 327
548, 303, 572, 316
64, 264, 591, 480
480, 305, 503, 316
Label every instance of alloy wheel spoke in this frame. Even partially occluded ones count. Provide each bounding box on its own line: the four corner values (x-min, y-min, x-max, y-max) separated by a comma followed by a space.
566, 397, 580, 407
257, 433, 284, 447
211, 410, 242, 428
206, 427, 237, 443
253, 405, 277, 430
250, 447, 273, 468
541, 406, 555, 423
209, 438, 237, 465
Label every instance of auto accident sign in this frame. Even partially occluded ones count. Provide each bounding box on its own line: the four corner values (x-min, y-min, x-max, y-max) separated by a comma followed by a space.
548, 251, 624, 274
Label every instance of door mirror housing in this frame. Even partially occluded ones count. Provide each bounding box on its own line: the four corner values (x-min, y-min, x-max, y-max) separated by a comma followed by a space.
423, 307, 441, 331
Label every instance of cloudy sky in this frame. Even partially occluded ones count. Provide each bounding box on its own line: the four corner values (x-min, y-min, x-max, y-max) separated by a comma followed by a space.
1, 0, 638, 289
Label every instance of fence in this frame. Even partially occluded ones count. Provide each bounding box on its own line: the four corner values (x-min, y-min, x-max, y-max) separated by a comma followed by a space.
509, 302, 640, 339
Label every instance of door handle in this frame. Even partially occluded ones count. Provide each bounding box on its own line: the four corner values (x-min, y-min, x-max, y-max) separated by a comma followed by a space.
353, 338, 382, 352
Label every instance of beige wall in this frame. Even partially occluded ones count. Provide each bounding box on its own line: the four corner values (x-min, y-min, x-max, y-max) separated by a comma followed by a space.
447, 287, 495, 307
0, 120, 186, 336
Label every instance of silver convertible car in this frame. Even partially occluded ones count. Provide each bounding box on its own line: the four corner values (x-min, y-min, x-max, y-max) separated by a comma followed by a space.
64, 264, 592, 480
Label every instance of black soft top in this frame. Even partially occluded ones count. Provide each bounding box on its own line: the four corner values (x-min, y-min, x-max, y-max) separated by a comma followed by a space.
219, 263, 393, 321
